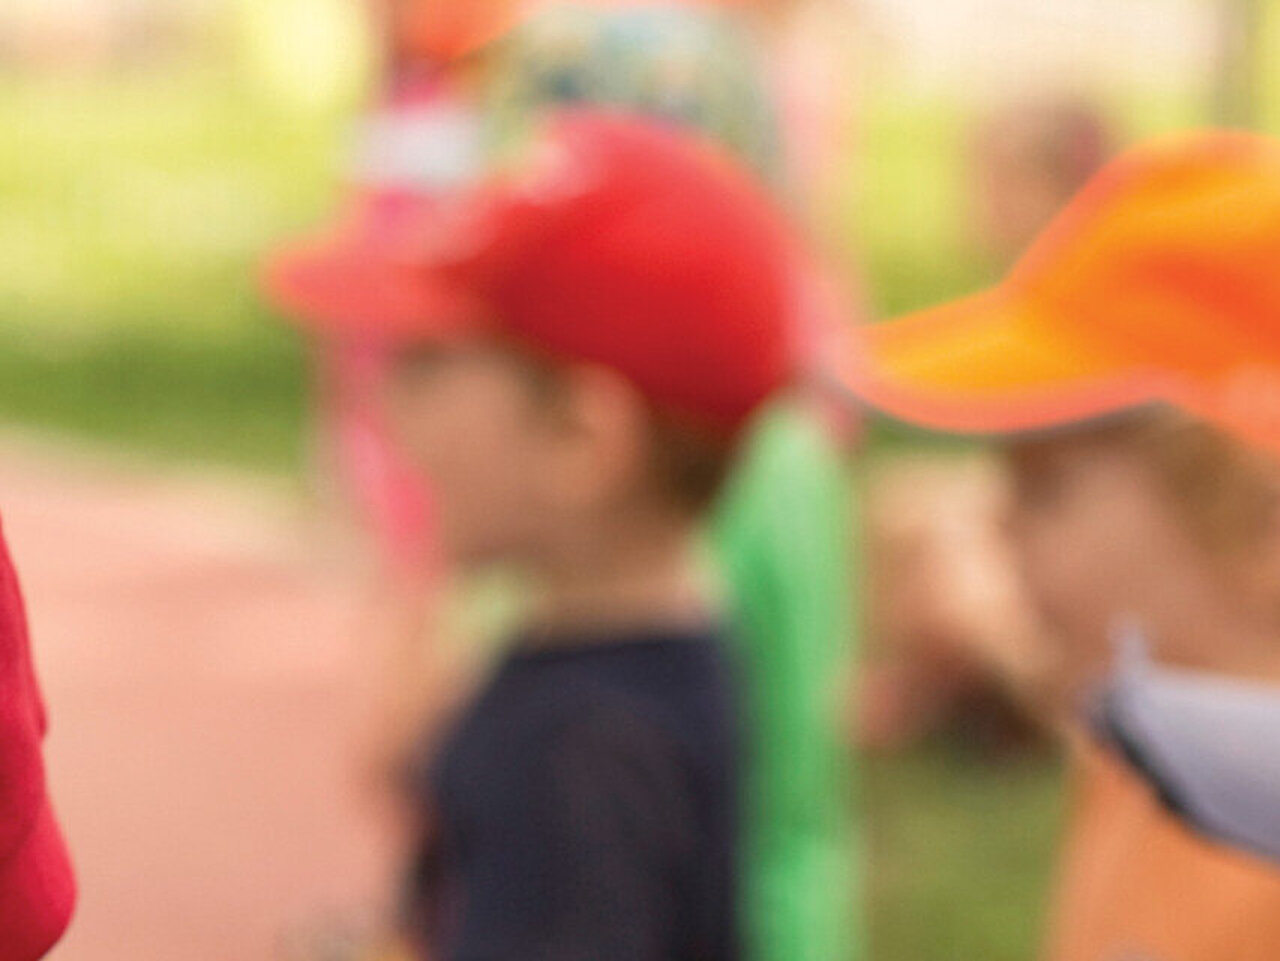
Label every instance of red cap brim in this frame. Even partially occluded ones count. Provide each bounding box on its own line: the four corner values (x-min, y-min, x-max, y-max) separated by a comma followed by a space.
263, 194, 482, 344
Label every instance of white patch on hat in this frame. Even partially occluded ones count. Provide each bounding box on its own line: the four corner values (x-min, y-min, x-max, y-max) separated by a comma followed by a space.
350, 102, 484, 192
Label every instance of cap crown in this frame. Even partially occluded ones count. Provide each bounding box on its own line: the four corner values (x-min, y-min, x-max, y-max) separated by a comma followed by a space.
443, 111, 800, 431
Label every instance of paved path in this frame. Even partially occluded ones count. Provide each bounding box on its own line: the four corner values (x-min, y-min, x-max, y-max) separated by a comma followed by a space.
0, 438, 403, 961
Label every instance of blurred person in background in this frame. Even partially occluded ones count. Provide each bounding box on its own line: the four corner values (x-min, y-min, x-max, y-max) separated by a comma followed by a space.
971, 96, 1113, 266
861, 94, 1114, 753
0, 530, 75, 961
747, 0, 864, 229
845, 131, 1280, 961
280, 110, 813, 961
861, 453, 1051, 753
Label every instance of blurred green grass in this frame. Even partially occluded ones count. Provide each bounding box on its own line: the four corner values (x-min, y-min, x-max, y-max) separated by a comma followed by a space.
867, 745, 1066, 961
0, 66, 335, 469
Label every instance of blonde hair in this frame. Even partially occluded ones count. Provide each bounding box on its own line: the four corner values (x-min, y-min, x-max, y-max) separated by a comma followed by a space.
1083, 413, 1279, 556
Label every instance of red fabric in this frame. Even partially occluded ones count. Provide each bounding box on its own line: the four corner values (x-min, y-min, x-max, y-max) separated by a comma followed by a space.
0, 522, 75, 961
322, 340, 438, 575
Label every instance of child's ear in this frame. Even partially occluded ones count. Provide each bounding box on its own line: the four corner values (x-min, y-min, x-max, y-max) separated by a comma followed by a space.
548, 365, 649, 510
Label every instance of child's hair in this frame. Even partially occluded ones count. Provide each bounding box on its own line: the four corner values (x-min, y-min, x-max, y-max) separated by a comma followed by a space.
974, 97, 1111, 194
644, 408, 740, 514
515, 348, 741, 516
1023, 412, 1279, 556
1126, 414, 1279, 556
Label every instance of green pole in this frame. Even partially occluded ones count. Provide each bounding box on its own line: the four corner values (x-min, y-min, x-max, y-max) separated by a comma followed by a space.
714, 400, 863, 961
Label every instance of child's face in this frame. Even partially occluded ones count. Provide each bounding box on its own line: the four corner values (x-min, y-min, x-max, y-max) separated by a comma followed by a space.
383, 343, 558, 567
382, 341, 657, 570
1004, 430, 1213, 680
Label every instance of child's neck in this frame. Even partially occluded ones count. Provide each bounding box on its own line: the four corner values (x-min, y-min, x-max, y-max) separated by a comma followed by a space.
527, 524, 711, 646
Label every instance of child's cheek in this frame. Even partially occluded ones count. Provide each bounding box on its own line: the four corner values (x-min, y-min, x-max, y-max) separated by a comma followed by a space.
438, 413, 547, 563
1009, 500, 1093, 635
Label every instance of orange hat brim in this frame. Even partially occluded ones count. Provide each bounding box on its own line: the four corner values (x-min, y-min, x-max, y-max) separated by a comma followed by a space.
844, 287, 1167, 435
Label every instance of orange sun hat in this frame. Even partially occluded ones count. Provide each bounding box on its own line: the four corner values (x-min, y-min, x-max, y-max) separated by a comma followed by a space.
844, 130, 1280, 456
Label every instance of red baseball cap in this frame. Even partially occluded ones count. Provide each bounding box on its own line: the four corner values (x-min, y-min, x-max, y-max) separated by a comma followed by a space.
283, 109, 816, 434
0, 528, 75, 961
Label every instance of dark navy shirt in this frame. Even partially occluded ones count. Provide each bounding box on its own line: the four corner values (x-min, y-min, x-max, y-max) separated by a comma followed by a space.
406, 626, 742, 961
